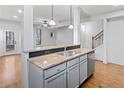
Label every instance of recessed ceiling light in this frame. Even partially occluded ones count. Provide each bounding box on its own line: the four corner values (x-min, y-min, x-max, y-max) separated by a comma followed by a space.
13, 16, 18, 18
17, 10, 22, 13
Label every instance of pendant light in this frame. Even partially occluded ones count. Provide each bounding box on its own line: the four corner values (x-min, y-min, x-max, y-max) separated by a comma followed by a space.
68, 5, 73, 29
49, 5, 56, 26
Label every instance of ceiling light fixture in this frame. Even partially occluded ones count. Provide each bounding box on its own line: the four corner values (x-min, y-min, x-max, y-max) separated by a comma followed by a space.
68, 5, 73, 29
69, 24, 74, 29
18, 10, 22, 13
49, 5, 56, 26
81, 24, 86, 31
13, 16, 18, 18
43, 23, 48, 27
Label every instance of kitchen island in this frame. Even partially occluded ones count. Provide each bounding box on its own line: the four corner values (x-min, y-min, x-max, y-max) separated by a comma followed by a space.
21, 45, 95, 88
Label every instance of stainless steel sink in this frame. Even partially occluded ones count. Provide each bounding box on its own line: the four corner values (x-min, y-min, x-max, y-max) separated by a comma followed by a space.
58, 51, 80, 57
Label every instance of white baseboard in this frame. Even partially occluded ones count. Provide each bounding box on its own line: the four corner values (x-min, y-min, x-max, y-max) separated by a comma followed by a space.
0, 52, 21, 57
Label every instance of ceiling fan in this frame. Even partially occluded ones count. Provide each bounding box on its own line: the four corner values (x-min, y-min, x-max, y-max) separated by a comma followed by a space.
40, 19, 51, 27
37, 5, 56, 27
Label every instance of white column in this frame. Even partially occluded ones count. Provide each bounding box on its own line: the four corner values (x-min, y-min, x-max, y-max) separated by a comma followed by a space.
73, 6, 81, 45
80, 23, 86, 48
22, 5, 34, 51
21, 5, 33, 88
103, 18, 108, 64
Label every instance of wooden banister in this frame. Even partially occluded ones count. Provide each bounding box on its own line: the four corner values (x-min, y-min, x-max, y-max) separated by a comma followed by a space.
92, 31, 103, 49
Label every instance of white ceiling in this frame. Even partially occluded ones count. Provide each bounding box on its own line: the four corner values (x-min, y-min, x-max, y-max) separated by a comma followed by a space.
33, 5, 71, 23
33, 5, 124, 23
80, 5, 124, 16
1, 5, 124, 23
0, 5, 24, 22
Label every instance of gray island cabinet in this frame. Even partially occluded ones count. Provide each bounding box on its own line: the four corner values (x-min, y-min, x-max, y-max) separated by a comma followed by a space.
29, 52, 95, 88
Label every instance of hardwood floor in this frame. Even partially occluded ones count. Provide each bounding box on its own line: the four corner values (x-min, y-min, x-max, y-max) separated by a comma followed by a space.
0, 55, 124, 88
81, 61, 124, 88
0, 55, 21, 88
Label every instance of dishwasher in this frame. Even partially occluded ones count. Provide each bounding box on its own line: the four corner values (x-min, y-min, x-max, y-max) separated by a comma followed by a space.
87, 51, 95, 78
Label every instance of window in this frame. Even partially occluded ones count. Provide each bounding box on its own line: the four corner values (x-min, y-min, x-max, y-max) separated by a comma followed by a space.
35, 28, 42, 47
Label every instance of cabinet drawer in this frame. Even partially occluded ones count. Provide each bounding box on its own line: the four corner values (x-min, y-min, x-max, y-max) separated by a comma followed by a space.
67, 58, 79, 67
44, 71, 66, 88
80, 54, 87, 61
44, 63, 66, 79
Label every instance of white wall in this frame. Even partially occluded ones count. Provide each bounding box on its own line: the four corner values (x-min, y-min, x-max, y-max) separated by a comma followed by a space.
56, 26, 73, 46
81, 9, 124, 65
0, 19, 22, 56
107, 20, 124, 65
33, 25, 73, 46
85, 20, 104, 48
81, 20, 104, 61
42, 28, 56, 46
95, 45, 104, 61
33, 25, 56, 46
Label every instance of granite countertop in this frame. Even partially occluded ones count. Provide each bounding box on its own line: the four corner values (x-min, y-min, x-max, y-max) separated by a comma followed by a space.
29, 48, 95, 70
23, 44, 79, 53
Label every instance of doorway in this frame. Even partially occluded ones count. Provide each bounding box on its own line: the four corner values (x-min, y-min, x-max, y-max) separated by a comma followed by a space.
3, 30, 17, 56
